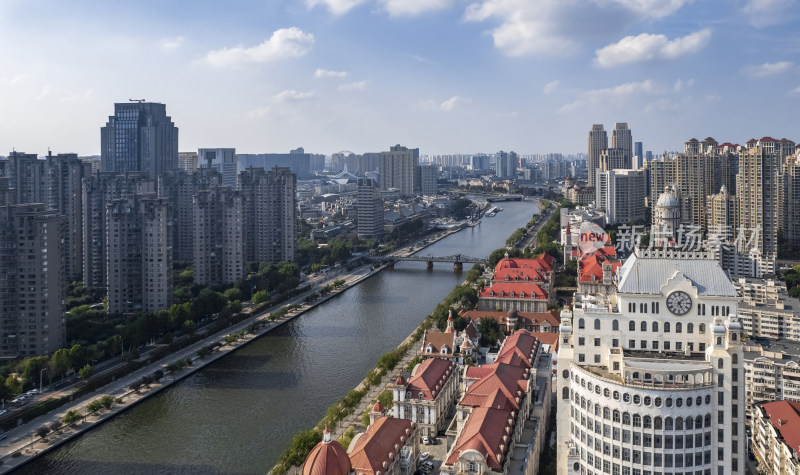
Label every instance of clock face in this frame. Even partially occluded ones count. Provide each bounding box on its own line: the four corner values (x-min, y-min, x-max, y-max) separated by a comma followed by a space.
666, 291, 692, 316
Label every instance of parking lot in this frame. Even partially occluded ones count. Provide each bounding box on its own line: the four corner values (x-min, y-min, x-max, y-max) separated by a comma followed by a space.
417, 435, 449, 474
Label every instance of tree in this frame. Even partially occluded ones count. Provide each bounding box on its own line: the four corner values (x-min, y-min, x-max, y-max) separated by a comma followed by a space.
63, 409, 82, 426
50, 420, 63, 434
377, 390, 393, 410
280, 429, 322, 468
252, 290, 269, 304
87, 399, 103, 414
100, 394, 115, 410
128, 381, 142, 393
223, 287, 242, 302
78, 364, 93, 380
36, 425, 50, 440
4, 374, 22, 396
478, 317, 502, 347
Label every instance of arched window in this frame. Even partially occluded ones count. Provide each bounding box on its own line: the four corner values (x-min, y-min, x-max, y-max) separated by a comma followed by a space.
594, 319, 601, 330
717, 337, 722, 345
633, 414, 641, 427
581, 397, 586, 409
732, 354, 738, 364
687, 323, 694, 334
676, 322, 682, 333
675, 418, 683, 430
699, 323, 706, 334
623, 412, 631, 425
578, 318, 585, 329
664, 322, 671, 333
685, 417, 694, 430
652, 322, 659, 332
641, 321, 647, 332
603, 407, 611, 419
613, 320, 619, 331
654, 416, 662, 430
643, 416, 652, 428
595, 405, 601, 416
562, 387, 569, 399
562, 370, 569, 378
629, 321, 636, 331
695, 416, 703, 428
613, 410, 620, 422
665, 417, 673, 430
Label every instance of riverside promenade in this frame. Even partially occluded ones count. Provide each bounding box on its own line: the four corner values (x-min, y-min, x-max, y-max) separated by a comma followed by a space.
0, 227, 465, 473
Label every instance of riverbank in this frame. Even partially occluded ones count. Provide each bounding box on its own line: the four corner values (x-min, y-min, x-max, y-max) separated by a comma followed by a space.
0, 224, 468, 473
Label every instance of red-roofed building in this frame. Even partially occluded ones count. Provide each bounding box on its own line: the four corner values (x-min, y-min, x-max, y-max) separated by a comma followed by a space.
461, 309, 560, 334
443, 330, 551, 475
477, 282, 550, 313
301, 428, 352, 475
442, 407, 517, 475
577, 248, 622, 295
389, 358, 459, 438
349, 416, 417, 475
754, 400, 800, 474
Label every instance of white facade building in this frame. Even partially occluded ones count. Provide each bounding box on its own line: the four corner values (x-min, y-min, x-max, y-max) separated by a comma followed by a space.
557, 250, 746, 475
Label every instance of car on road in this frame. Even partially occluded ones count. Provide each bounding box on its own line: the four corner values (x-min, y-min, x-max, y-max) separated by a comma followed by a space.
419, 452, 431, 462
420, 461, 434, 473
0, 409, 6, 416
0, 433, 6, 441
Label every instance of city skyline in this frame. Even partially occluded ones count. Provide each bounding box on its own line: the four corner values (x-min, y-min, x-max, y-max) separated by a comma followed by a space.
1, 1, 799, 155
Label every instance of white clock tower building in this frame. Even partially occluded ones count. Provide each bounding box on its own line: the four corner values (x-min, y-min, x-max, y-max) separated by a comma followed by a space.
557, 248, 745, 475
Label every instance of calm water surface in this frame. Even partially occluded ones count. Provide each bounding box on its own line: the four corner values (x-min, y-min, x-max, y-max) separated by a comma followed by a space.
24, 200, 537, 474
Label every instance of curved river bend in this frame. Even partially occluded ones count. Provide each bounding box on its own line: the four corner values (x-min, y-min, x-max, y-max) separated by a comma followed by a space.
24, 200, 538, 475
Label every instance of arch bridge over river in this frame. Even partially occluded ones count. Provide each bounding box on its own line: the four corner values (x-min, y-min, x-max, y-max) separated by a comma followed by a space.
388, 254, 488, 270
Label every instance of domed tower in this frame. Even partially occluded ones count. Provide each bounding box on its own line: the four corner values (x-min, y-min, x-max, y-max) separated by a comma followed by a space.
507, 309, 519, 332
302, 427, 352, 475
653, 185, 680, 242
370, 401, 385, 425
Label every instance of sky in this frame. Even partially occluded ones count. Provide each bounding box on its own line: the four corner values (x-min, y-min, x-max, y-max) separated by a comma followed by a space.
0, 0, 799, 156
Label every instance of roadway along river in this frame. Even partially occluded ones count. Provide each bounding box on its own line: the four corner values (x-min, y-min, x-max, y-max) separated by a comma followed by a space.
24, 200, 538, 475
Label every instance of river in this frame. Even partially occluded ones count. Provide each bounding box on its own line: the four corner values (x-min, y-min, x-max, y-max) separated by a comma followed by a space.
23, 200, 538, 475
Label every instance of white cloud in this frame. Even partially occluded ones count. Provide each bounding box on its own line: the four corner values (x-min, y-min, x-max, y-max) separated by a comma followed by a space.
440, 96, 470, 111
36, 84, 53, 100
417, 96, 471, 112
463, 0, 692, 57
245, 106, 271, 120
161, 36, 185, 49
543, 80, 560, 94
408, 54, 438, 65
742, 0, 797, 27
558, 79, 658, 113
789, 85, 800, 95
203, 28, 314, 68
741, 61, 794, 77
61, 89, 94, 102
0, 74, 28, 88
380, 0, 453, 16
594, 29, 711, 68
306, 0, 369, 14
673, 78, 694, 92
339, 81, 367, 91
273, 90, 316, 102
315, 68, 348, 79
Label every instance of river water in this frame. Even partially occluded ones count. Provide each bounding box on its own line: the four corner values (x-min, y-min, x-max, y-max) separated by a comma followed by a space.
24, 200, 538, 475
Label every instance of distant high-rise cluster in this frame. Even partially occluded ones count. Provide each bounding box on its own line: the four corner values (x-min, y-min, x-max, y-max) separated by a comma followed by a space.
0, 101, 301, 357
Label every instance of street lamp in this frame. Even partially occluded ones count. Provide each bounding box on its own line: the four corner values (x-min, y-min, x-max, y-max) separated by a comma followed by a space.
40, 368, 48, 394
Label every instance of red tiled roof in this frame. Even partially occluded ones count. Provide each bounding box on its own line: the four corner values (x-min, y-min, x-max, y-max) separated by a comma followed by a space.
480, 282, 548, 300
578, 251, 622, 283
494, 254, 554, 275
762, 400, 800, 460
460, 362, 528, 410
464, 321, 478, 339
461, 309, 560, 328
703, 137, 716, 142
495, 330, 538, 368
687, 138, 699, 143
528, 331, 559, 352
446, 407, 514, 471
302, 433, 352, 475
349, 417, 414, 475
406, 358, 455, 400
760, 136, 777, 142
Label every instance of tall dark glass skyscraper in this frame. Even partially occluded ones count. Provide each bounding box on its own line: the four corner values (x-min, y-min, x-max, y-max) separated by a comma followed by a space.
100, 102, 179, 179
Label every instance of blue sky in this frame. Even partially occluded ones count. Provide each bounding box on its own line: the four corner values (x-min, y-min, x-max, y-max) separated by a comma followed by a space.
0, 0, 798, 156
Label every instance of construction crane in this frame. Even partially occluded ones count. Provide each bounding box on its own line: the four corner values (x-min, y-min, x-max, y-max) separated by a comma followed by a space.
128, 98, 145, 103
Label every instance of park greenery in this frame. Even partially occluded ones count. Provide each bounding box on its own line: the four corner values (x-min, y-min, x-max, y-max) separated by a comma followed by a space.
780, 266, 800, 299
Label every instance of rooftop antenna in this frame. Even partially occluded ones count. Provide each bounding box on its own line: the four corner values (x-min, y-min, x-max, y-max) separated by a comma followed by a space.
129, 98, 146, 103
